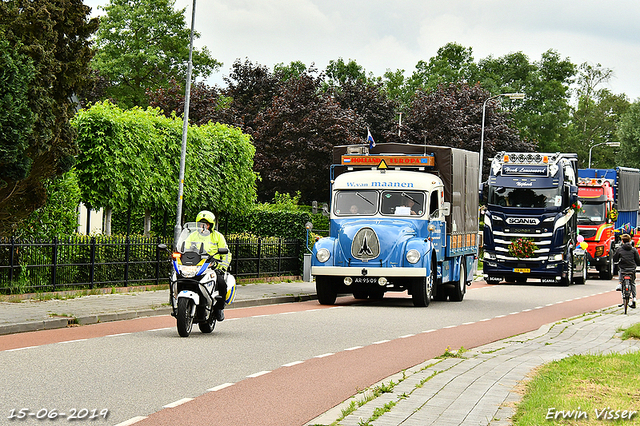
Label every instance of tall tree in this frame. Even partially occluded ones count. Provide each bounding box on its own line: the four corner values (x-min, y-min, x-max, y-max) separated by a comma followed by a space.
409, 42, 476, 93
0, 0, 98, 236
616, 102, 640, 169
223, 59, 282, 134
253, 70, 364, 203
473, 49, 576, 153
567, 63, 629, 168
389, 82, 536, 181
92, 0, 220, 108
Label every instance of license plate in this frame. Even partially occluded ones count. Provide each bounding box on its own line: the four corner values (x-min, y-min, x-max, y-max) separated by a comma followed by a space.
353, 277, 378, 284
513, 268, 530, 273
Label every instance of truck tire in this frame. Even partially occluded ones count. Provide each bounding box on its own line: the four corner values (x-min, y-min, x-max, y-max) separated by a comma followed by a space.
573, 260, 587, 284
449, 262, 466, 302
560, 255, 573, 286
599, 253, 614, 280
411, 277, 431, 307
316, 276, 337, 305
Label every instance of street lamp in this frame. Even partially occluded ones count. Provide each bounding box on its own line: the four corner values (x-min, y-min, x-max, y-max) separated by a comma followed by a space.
478, 93, 525, 186
174, 0, 197, 246
588, 141, 620, 168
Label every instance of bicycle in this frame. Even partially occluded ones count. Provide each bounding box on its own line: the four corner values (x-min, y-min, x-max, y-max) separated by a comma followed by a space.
620, 273, 633, 314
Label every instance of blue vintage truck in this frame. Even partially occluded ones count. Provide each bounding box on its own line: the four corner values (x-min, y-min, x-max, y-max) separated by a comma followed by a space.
481, 152, 587, 285
311, 143, 479, 307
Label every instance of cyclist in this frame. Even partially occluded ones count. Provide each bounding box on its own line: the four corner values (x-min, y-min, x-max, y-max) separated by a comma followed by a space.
613, 233, 639, 309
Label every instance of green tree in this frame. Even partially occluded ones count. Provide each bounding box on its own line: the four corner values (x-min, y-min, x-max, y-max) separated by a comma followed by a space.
72, 101, 256, 233
0, 0, 99, 237
92, 0, 221, 108
390, 83, 536, 181
567, 63, 629, 168
616, 102, 640, 169
0, 37, 35, 188
473, 49, 576, 153
409, 42, 476, 93
15, 171, 82, 239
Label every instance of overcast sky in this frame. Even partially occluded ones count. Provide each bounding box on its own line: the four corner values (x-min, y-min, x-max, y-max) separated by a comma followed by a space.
84, 0, 640, 102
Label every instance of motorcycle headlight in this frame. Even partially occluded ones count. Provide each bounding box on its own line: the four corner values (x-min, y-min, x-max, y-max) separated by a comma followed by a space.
406, 249, 421, 264
316, 248, 330, 263
179, 265, 200, 278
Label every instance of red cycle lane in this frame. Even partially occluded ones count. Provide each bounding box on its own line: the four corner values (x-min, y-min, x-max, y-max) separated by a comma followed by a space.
132, 290, 620, 426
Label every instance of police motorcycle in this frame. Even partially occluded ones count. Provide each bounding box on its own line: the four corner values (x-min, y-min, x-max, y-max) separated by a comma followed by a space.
159, 222, 235, 337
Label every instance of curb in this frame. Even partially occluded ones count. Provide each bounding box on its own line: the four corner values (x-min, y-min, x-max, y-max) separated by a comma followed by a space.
0, 293, 317, 336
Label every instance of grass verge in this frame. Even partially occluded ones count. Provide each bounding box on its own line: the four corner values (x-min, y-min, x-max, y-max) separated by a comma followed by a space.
512, 323, 640, 425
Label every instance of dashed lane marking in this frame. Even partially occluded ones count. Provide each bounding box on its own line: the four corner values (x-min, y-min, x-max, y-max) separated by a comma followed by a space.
247, 370, 271, 378
163, 398, 193, 408
207, 383, 234, 392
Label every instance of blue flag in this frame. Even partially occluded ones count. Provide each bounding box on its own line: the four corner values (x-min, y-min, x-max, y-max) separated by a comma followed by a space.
367, 128, 375, 149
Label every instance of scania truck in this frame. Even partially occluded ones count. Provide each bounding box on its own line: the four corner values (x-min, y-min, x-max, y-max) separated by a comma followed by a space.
482, 152, 587, 285
311, 143, 479, 307
577, 167, 640, 279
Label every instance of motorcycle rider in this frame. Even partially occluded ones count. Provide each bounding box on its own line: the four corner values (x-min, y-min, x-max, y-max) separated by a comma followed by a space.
186, 210, 232, 321
613, 233, 639, 309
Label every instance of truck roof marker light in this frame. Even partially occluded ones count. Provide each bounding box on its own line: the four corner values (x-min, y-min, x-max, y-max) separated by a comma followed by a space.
543, 156, 549, 163
503, 155, 510, 162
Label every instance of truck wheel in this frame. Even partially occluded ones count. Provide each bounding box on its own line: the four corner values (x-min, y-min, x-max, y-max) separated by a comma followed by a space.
316, 276, 337, 305
573, 261, 587, 285
411, 277, 431, 307
560, 256, 573, 286
599, 253, 614, 280
449, 262, 466, 302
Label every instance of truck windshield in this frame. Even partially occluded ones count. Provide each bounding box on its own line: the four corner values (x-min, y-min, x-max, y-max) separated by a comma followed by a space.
487, 186, 562, 209
380, 191, 425, 216
334, 190, 378, 216
578, 202, 606, 224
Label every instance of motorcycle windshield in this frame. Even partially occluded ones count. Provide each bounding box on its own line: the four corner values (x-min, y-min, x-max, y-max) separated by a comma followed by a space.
176, 222, 214, 254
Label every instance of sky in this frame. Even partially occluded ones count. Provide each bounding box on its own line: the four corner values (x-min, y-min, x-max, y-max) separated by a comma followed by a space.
84, 0, 640, 102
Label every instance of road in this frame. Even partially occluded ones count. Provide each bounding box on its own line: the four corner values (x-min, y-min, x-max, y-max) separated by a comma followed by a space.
0, 277, 622, 426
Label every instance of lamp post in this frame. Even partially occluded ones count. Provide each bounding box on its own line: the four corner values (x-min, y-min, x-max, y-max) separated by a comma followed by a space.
478, 93, 525, 187
588, 141, 620, 168
173, 0, 197, 246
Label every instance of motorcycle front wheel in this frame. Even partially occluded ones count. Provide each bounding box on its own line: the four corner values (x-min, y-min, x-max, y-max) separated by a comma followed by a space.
177, 298, 194, 337
198, 311, 216, 333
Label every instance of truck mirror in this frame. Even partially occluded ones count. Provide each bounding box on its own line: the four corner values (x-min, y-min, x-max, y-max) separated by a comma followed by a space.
442, 202, 451, 216
569, 185, 578, 205
478, 183, 485, 203
322, 203, 329, 217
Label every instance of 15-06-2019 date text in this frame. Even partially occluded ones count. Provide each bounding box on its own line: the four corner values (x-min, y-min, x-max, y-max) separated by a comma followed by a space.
8, 408, 109, 421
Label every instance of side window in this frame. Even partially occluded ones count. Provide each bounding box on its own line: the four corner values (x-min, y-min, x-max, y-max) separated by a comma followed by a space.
429, 190, 439, 217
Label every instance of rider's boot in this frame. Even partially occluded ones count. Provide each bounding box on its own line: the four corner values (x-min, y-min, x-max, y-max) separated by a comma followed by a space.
214, 272, 227, 322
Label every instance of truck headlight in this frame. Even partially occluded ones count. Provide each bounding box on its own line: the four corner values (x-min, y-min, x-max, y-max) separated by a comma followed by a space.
406, 249, 421, 264
484, 252, 496, 260
316, 248, 330, 263
594, 245, 604, 258
550, 254, 563, 261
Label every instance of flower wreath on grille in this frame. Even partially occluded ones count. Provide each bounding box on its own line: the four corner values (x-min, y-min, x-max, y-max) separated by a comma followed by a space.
508, 237, 538, 259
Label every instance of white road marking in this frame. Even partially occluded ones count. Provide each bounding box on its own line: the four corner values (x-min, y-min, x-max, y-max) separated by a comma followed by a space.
247, 370, 271, 378
207, 383, 234, 392
163, 398, 193, 408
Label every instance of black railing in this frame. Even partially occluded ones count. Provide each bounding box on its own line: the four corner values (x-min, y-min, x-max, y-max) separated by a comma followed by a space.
0, 235, 303, 294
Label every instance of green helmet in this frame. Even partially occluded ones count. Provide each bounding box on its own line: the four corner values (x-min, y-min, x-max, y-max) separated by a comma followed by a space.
196, 210, 216, 227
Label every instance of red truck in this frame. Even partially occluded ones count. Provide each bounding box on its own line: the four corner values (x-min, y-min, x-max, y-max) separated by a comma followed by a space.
577, 167, 640, 279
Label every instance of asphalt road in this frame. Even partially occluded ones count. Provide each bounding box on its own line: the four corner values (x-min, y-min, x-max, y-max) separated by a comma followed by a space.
0, 277, 622, 426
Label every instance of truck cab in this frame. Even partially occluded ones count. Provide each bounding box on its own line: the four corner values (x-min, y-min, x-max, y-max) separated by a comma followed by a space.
311, 143, 479, 307
482, 152, 587, 285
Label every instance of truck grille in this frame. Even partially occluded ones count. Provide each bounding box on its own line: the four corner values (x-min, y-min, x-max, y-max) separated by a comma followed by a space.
492, 230, 551, 261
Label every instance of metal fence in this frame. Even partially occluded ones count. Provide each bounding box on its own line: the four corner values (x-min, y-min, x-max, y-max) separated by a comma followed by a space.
0, 235, 303, 294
